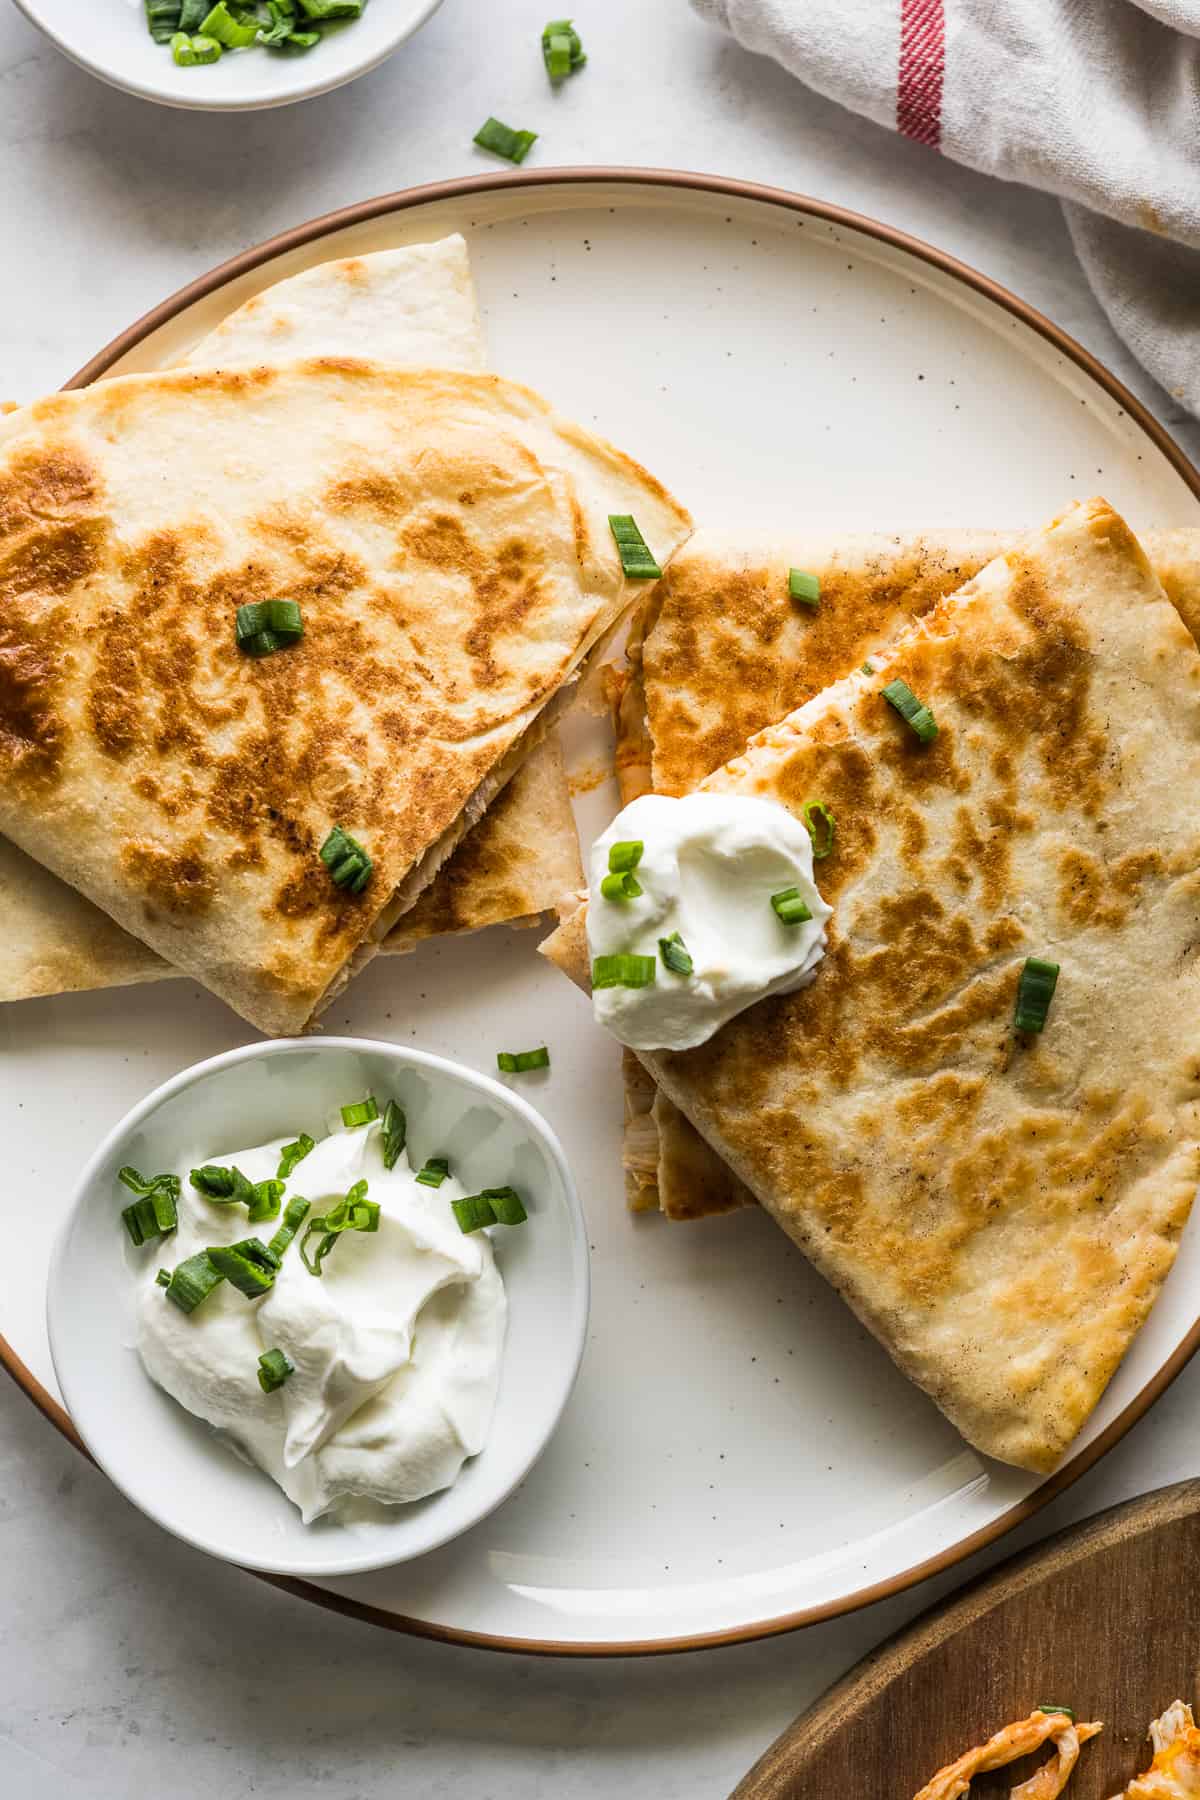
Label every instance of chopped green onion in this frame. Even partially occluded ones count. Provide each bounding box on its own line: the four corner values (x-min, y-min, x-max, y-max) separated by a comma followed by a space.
788, 568, 820, 607
277, 27, 319, 49
118, 1168, 179, 1237
481, 1185, 527, 1226
340, 1096, 379, 1128
295, 0, 361, 15
319, 825, 373, 894
1014, 957, 1059, 1034
298, 1180, 378, 1275
473, 117, 538, 164
198, 1, 258, 44
171, 32, 222, 61
881, 678, 938, 743
145, 0, 181, 40
592, 953, 657, 990
607, 840, 644, 873
600, 870, 643, 901
276, 1133, 314, 1180
861, 661, 875, 676
771, 887, 813, 926
178, 0, 207, 28
247, 1178, 284, 1224
122, 1198, 160, 1247
802, 801, 836, 860
267, 1195, 311, 1260
119, 1166, 180, 1202
257, 1348, 294, 1393
190, 1163, 256, 1208
542, 17, 585, 80
496, 1047, 550, 1073
381, 1099, 407, 1169
1036, 1705, 1075, 1722
415, 1156, 449, 1188
659, 931, 693, 976
608, 515, 662, 581
155, 1268, 172, 1288
207, 1237, 279, 1298
255, 0, 294, 43
452, 1195, 497, 1234
453, 1186, 529, 1232
235, 599, 304, 657
163, 1251, 225, 1314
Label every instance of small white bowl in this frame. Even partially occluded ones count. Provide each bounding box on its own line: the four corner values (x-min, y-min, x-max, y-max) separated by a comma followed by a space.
13, 0, 443, 111
47, 1037, 588, 1577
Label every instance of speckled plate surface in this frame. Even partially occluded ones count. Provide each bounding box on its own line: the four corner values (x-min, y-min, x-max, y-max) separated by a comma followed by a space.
5, 171, 1200, 1654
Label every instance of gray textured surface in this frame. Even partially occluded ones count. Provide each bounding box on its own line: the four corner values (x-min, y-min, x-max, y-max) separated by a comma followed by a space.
2, 0, 1199, 1792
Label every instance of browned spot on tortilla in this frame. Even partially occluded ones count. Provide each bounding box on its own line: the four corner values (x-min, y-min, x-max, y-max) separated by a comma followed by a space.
1058, 844, 1165, 929
121, 837, 216, 917
0, 610, 64, 783
0, 447, 100, 543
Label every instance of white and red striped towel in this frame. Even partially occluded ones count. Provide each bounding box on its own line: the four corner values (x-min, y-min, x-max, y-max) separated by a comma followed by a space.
692, 0, 1200, 419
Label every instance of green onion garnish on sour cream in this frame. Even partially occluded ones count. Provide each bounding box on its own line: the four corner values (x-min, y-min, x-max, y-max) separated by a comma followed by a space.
190, 1163, 255, 1205
452, 1187, 529, 1233
771, 887, 813, 926
601, 870, 642, 901
162, 1250, 225, 1314
659, 931, 694, 976
276, 1133, 314, 1180
207, 1237, 280, 1298
118, 1168, 179, 1243
257, 1348, 294, 1393
592, 953, 657, 990
298, 1180, 380, 1276
340, 1096, 378, 1128
268, 1195, 311, 1260
381, 1100, 407, 1170
415, 1156, 450, 1188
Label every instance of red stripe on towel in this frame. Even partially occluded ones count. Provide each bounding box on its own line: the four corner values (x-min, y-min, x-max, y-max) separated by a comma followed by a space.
897, 0, 945, 148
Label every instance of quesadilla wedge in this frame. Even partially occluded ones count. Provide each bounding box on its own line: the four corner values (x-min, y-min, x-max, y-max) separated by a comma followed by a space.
615, 525, 1200, 1218
0, 360, 689, 1035
183, 235, 487, 374
545, 499, 1200, 1471
0, 239, 585, 1004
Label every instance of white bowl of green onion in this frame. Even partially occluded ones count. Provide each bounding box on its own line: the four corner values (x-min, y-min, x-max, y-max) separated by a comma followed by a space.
47, 1037, 588, 1577
13, 0, 443, 110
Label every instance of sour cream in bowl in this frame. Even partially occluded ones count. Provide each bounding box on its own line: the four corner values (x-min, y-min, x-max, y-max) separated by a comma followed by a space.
47, 1038, 587, 1578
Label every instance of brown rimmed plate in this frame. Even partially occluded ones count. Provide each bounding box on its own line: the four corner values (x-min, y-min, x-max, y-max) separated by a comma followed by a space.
5, 168, 1200, 1655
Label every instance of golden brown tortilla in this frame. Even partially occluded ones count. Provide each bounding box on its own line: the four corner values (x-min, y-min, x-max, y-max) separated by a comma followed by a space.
0, 239, 585, 1007
545, 501, 1200, 1470
620, 526, 1200, 1219
0, 361, 689, 1035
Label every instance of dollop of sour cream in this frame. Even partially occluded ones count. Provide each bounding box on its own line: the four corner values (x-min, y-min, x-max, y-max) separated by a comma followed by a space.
587, 792, 833, 1052
136, 1119, 506, 1523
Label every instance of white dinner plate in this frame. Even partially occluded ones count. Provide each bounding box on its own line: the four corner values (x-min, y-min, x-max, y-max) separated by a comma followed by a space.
5, 170, 1200, 1654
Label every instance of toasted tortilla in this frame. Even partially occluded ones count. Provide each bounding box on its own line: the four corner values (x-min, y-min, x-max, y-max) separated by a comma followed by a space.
384, 732, 581, 951
0, 360, 688, 1035
183, 236, 487, 374
0, 240, 584, 1006
619, 525, 1200, 1219
545, 500, 1200, 1470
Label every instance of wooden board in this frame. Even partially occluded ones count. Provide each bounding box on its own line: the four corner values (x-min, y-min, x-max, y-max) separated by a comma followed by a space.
734, 1480, 1200, 1798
